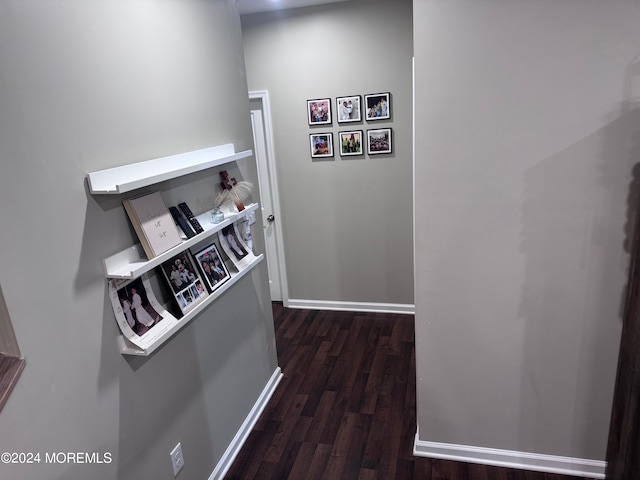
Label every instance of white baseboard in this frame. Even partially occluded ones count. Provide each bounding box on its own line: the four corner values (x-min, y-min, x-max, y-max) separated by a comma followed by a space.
413, 431, 606, 478
287, 298, 415, 315
208, 367, 283, 480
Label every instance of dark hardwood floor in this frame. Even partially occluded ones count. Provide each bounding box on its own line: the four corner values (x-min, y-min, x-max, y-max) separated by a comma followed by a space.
225, 303, 597, 480
0, 353, 25, 413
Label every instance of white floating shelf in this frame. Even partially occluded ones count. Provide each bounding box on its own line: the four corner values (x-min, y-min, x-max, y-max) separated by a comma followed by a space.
118, 254, 264, 356
103, 203, 259, 279
87, 144, 252, 194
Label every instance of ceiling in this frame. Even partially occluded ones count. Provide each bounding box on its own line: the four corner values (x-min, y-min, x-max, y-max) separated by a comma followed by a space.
237, 0, 350, 16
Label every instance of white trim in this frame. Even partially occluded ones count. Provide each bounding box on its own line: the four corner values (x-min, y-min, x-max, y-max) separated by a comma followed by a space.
413, 430, 606, 479
248, 90, 290, 308
208, 367, 283, 480
412, 56, 417, 317
287, 299, 415, 315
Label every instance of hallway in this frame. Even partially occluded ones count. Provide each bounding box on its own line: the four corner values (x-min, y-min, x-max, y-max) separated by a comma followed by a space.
225, 304, 597, 479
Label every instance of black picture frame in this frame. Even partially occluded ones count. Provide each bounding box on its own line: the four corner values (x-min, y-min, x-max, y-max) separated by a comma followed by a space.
159, 250, 209, 315
310, 133, 334, 158
307, 98, 332, 125
339, 130, 364, 156
336, 95, 361, 123
192, 242, 231, 293
367, 128, 392, 155
364, 92, 391, 121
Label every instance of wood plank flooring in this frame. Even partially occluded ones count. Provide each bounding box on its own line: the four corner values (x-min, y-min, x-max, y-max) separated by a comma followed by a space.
225, 304, 597, 480
0, 353, 25, 413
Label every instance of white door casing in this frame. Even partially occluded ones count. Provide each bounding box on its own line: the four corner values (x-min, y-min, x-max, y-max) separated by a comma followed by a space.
249, 90, 288, 304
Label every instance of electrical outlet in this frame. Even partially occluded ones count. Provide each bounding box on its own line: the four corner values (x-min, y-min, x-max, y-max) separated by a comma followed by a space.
170, 442, 184, 476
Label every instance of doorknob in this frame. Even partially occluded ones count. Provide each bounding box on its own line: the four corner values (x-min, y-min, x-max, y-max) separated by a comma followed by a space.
267, 214, 275, 223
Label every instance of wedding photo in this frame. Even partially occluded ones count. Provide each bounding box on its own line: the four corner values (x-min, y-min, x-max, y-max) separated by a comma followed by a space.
336, 95, 361, 123
116, 278, 163, 336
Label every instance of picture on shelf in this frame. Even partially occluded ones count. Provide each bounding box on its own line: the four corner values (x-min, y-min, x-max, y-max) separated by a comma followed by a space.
219, 222, 256, 270
307, 98, 332, 125
336, 95, 361, 123
113, 277, 164, 337
159, 250, 209, 315
193, 242, 230, 293
309, 133, 334, 158
364, 92, 391, 121
339, 130, 363, 156
367, 128, 393, 155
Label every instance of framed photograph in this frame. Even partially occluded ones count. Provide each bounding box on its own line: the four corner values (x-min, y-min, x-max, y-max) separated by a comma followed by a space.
336, 95, 361, 123
309, 133, 334, 158
364, 92, 391, 121
193, 242, 231, 293
339, 130, 364, 156
367, 128, 392, 155
219, 222, 257, 270
307, 98, 332, 125
159, 250, 209, 315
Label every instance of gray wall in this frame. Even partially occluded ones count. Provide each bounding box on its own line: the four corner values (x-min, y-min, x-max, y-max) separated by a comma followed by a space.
241, 0, 414, 307
0, 1, 277, 479
414, 0, 640, 460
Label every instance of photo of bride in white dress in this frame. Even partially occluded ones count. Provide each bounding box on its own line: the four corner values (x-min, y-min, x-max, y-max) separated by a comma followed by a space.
117, 278, 163, 336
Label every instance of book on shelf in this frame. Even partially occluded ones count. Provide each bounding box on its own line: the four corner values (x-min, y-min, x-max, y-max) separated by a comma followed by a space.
122, 191, 183, 259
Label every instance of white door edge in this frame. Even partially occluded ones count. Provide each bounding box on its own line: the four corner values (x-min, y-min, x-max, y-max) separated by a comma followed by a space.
249, 90, 289, 306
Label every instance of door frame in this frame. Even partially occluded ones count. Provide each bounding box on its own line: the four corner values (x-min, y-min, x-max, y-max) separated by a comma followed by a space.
249, 89, 289, 307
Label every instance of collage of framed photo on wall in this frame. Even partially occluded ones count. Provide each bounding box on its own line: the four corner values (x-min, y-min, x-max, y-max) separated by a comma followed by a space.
307, 92, 393, 159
